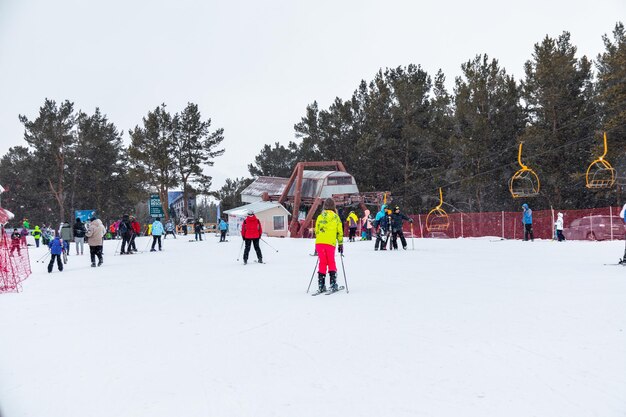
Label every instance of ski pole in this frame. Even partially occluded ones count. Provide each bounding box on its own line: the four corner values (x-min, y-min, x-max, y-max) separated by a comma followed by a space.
236, 240, 244, 262
410, 223, 415, 251
36, 251, 51, 263
113, 238, 122, 256
340, 253, 349, 294
260, 238, 279, 252
141, 237, 152, 253
306, 257, 320, 293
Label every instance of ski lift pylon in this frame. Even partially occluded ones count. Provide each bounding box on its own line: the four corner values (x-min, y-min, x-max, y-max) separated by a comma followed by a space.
426, 188, 449, 232
586, 132, 615, 189
509, 142, 540, 198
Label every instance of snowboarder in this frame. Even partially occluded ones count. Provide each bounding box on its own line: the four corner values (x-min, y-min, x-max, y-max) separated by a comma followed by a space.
86, 216, 105, 267
150, 217, 164, 251
241, 210, 262, 265
73, 218, 86, 255
390, 206, 413, 250
218, 218, 228, 242
555, 212, 565, 242
314, 198, 344, 293
522, 203, 534, 241
47, 233, 64, 273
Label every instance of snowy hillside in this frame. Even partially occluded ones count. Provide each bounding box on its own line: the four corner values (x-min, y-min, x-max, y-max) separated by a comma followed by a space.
1, 235, 625, 417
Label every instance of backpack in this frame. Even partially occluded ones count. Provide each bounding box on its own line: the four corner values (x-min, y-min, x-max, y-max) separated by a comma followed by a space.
118, 221, 129, 234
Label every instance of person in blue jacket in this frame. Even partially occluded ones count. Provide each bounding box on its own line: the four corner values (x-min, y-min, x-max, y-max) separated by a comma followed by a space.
150, 217, 164, 251
48, 234, 64, 273
522, 203, 534, 241
218, 218, 229, 242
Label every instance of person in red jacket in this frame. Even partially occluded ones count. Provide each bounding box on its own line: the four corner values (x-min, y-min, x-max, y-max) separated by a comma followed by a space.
129, 216, 141, 252
241, 210, 263, 265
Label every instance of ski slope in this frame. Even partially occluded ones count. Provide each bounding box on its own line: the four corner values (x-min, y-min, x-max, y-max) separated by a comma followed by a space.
1, 235, 625, 417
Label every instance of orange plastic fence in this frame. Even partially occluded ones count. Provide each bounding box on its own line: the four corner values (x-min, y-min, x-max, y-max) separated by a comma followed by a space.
405, 206, 625, 240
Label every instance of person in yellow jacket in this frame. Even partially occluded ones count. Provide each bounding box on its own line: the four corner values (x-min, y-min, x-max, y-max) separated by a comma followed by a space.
314, 198, 344, 293
347, 210, 359, 242
31, 225, 42, 248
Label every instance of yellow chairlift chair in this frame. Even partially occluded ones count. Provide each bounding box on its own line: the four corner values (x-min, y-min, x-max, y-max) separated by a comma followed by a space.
586, 132, 615, 189
426, 188, 449, 232
509, 142, 540, 198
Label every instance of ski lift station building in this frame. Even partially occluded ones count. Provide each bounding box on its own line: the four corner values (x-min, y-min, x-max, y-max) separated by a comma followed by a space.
223, 201, 291, 238
241, 170, 359, 204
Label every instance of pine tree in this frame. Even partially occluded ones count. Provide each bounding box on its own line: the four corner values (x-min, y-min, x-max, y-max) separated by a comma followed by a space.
596, 22, 626, 153
522, 32, 598, 208
211, 177, 253, 211
248, 142, 298, 178
19, 99, 76, 222
173, 103, 225, 217
451, 55, 525, 212
128, 104, 178, 221
70, 109, 139, 220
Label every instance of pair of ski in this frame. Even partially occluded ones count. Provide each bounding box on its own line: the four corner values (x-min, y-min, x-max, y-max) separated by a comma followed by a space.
604, 259, 626, 266
311, 286, 345, 296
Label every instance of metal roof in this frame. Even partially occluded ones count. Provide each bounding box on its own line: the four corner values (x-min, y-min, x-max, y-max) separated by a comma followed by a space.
241, 176, 289, 197
302, 170, 352, 179
223, 201, 290, 217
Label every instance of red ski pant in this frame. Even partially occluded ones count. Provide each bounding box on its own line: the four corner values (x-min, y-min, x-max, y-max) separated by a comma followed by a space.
316, 243, 337, 274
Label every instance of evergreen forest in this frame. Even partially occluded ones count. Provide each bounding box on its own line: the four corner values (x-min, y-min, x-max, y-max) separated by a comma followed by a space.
1, 24, 625, 225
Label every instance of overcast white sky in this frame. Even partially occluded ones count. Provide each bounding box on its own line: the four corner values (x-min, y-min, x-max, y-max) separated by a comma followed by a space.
0, 0, 623, 189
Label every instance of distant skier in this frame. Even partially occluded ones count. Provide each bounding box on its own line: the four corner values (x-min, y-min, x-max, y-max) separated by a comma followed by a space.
555, 212, 565, 242
48, 234, 64, 273
241, 210, 263, 265
347, 210, 359, 242
619, 204, 626, 265
219, 218, 228, 242
194, 218, 204, 241
362, 209, 373, 240
59, 222, 72, 255
129, 216, 141, 252
390, 206, 413, 250
31, 225, 42, 248
10, 228, 22, 256
150, 217, 164, 251
118, 214, 134, 255
164, 219, 176, 239
314, 198, 344, 293
374, 205, 392, 251
86, 216, 106, 267
522, 203, 534, 241
73, 218, 86, 255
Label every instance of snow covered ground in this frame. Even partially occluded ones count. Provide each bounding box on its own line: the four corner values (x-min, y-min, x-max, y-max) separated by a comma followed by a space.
1, 234, 625, 417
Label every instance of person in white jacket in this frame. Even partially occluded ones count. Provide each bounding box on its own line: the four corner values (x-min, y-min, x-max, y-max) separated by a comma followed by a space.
555, 212, 565, 242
